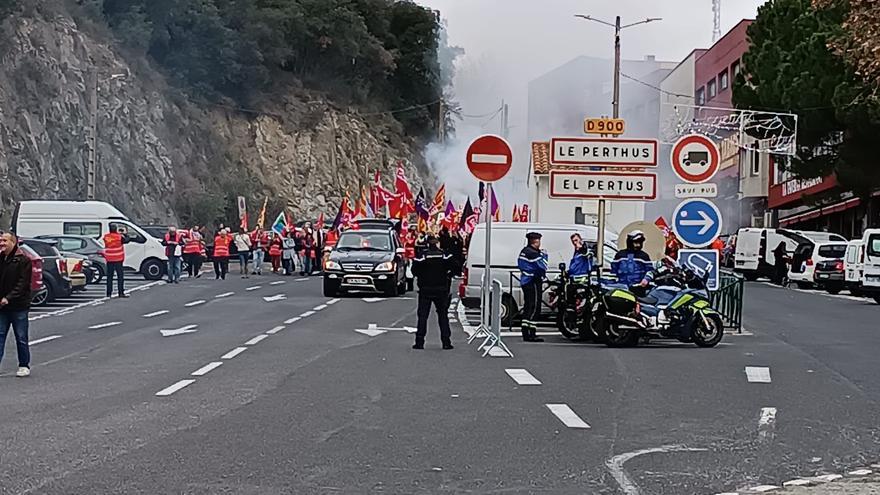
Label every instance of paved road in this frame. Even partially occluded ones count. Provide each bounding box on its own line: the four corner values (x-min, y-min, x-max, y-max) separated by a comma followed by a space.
29, 273, 161, 320
1, 276, 878, 494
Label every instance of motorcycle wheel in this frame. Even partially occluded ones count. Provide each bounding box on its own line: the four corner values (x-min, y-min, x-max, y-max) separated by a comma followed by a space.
597, 315, 639, 348
693, 313, 724, 348
557, 310, 581, 340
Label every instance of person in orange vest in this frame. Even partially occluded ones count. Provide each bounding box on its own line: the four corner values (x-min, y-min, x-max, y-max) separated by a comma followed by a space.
102, 224, 129, 298
711, 236, 725, 255
268, 232, 283, 274
182, 225, 203, 278
212, 229, 232, 280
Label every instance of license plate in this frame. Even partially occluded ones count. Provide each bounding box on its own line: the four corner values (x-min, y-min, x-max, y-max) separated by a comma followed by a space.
817, 274, 828, 279
349, 278, 369, 285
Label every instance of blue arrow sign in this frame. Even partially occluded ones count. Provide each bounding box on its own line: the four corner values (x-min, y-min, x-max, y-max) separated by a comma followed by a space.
672, 198, 722, 248
678, 249, 720, 291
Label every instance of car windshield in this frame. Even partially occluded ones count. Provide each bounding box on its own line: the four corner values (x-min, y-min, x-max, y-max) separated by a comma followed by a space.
23, 241, 60, 258
869, 234, 880, 257
817, 244, 846, 259
336, 232, 391, 251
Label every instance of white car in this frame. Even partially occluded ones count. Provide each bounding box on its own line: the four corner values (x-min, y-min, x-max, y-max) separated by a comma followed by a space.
844, 239, 865, 295
861, 229, 880, 304
787, 240, 848, 288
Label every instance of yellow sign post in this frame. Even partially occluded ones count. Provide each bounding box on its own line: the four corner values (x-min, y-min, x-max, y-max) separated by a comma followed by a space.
584, 117, 626, 136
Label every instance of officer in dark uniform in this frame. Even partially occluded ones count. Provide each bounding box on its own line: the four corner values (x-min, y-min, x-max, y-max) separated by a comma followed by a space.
412, 234, 457, 350
517, 232, 548, 342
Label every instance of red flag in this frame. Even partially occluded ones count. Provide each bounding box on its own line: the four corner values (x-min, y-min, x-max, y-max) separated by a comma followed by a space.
430, 184, 446, 216
316, 212, 325, 230
394, 162, 413, 200
512, 204, 520, 222
520, 204, 530, 222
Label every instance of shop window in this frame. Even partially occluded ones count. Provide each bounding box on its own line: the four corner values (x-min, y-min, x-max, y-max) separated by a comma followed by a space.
696, 87, 706, 106
708, 79, 717, 99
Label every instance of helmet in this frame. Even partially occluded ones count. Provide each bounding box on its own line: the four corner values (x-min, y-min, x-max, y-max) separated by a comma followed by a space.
627, 230, 646, 243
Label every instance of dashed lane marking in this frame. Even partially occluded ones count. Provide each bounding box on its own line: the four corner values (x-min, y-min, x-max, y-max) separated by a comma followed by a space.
284, 317, 301, 324
88, 321, 122, 330
327, 298, 340, 305
244, 334, 269, 346
263, 294, 287, 302
215, 292, 234, 298
184, 300, 206, 307
505, 369, 542, 385
143, 310, 169, 318
29, 335, 62, 346
245, 286, 262, 291
221, 347, 248, 359
758, 407, 777, 439
269, 280, 286, 286
266, 325, 286, 335
155, 379, 196, 397
160, 325, 198, 337
313, 304, 327, 311
191, 362, 223, 376
295, 278, 309, 282
545, 404, 591, 429
300, 310, 315, 318
745, 366, 772, 383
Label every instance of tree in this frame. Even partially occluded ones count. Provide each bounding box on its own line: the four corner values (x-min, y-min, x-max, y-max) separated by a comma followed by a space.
734, 0, 880, 220
814, 0, 880, 91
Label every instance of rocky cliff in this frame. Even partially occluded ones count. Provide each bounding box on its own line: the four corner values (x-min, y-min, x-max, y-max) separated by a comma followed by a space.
0, 4, 430, 228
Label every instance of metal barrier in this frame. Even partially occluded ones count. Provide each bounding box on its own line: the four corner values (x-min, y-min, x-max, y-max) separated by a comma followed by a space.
711, 269, 745, 333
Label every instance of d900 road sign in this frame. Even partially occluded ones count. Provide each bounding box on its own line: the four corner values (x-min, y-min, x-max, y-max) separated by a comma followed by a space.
584, 118, 625, 136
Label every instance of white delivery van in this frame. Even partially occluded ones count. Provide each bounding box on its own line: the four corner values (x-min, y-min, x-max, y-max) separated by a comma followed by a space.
461, 222, 618, 324
12, 201, 168, 280
860, 228, 880, 304
733, 228, 842, 281
844, 239, 865, 295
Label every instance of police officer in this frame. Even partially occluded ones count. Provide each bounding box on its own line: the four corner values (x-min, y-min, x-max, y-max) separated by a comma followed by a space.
611, 230, 653, 286
517, 232, 548, 342
412, 234, 457, 350
568, 233, 594, 283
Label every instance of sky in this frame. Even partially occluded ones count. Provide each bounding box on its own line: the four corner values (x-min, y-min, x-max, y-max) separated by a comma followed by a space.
417, 0, 768, 208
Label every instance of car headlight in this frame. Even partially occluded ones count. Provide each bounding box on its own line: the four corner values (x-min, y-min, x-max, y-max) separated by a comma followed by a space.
325, 260, 341, 270
374, 261, 395, 272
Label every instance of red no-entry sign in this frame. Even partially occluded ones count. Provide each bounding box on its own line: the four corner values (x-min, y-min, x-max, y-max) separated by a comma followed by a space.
466, 135, 513, 182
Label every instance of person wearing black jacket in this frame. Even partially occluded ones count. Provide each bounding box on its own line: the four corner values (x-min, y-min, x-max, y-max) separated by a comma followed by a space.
412, 234, 458, 350
0, 231, 32, 377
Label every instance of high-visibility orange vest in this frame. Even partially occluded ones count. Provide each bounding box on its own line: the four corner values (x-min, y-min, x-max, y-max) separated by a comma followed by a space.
268, 238, 282, 257
213, 235, 230, 258
102, 232, 125, 262
325, 230, 338, 248
183, 230, 202, 254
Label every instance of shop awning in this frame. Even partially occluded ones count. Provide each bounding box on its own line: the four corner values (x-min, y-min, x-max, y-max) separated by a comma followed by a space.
779, 197, 860, 227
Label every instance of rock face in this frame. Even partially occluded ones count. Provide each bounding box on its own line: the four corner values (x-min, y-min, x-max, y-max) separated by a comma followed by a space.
0, 5, 429, 228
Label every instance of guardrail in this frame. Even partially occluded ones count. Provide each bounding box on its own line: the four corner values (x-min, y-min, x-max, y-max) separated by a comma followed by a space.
711, 269, 745, 333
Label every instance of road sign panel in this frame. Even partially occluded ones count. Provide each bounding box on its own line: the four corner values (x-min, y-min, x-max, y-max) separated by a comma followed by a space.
550, 137, 658, 167
549, 170, 656, 200
678, 249, 720, 291
584, 118, 625, 136
674, 183, 718, 199
671, 134, 720, 183
466, 134, 513, 182
672, 198, 723, 248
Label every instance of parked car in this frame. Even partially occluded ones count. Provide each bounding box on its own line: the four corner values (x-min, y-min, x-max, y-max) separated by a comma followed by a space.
860, 228, 880, 304
844, 239, 865, 296
19, 244, 49, 306
814, 258, 845, 294
60, 252, 97, 288
36, 234, 107, 283
19, 238, 72, 303
788, 240, 848, 289
733, 228, 842, 281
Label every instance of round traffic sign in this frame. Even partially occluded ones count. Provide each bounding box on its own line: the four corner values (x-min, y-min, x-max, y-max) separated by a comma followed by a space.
672, 198, 723, 248
466, 134, 513, 182
671, 134, 720, 184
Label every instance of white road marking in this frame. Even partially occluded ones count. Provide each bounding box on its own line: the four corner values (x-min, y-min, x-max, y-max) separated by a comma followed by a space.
505, 369, 542, 385
745, 366, 772, 383
155, 379, 196, 396
403, 326, 417, 334
143, 310, 169, 318
245, 285, 262, 291
606, 445, 709, 495
266, 325, 286, 335
783, 479, 813, 487
184, 300, 206, 307
487, 346, 511, 357
295, 278, 309, 282
300, 310, 315, 318
29, 335, 62, 346
191, 362, 223, 376
284, 317, 301, 324
313, 304, 327, 311
814, 474, 843, 482
545, 404, 590, 429
747, 485, 781, 492
160, 325, 198, 337
355, 328, 387, 337
269, 280, 286, 285
88, 321, 122, 330
221, 347, 248, 359
244, 334, 269, 345
362, 297, 385, 303
215, 292, 234, 298
758, 407, 777, 439
849, 469, 873, 476
263, 294, 287, 302
327, 298, 340, 305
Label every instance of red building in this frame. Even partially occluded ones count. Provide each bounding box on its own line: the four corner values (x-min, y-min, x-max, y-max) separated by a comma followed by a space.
694, 20, 751, 112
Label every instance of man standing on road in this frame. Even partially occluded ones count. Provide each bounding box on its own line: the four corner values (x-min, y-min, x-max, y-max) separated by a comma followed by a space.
102, 224, 129, 298
183, 225, 203, 278
568, 233, 593, 284
213, 229, 232, 280
0, 231, 32, 377
162, 226, 184, 284
234, 230, 252, 278
517, 232, 548, 342
412, 234, 456, 350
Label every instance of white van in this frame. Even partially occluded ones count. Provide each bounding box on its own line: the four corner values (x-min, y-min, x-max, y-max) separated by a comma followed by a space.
861, 228, 880, 304
461, 222, 618, 324
12, 201, 168, 280
734, 228, 845, 281
788, 240, 848, 288
844, 239, 864, 295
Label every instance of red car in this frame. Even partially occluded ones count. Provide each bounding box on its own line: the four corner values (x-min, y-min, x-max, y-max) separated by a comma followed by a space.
19, 244, 49, 306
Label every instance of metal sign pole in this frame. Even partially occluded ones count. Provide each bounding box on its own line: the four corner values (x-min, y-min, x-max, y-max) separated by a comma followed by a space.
467, 181, 493, 344
597, 199, 606, 267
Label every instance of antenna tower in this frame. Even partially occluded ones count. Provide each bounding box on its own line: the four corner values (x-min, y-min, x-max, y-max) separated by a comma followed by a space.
712, 0, 722, 41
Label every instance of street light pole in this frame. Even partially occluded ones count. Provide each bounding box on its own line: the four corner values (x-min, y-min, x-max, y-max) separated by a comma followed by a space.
85, 71, 127, 200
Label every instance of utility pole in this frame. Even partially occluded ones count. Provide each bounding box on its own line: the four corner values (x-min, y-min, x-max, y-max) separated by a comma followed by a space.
500, 100, 509, 139
438, 100, 445, 143
87, 69, 98, 200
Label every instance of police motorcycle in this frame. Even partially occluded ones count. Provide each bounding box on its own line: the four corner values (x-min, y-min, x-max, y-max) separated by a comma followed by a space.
593, 259, 724, 348
549, 262, 600, 341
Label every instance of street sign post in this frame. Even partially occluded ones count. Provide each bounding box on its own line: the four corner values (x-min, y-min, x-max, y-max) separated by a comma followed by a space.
466, 134, 513, 358
671, 134, 720, 184
550, 137, 658, 167
549, 170, 656, 200
584, 117, 626, 135
678, 249, 720, 291
672, 198, 723, 248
